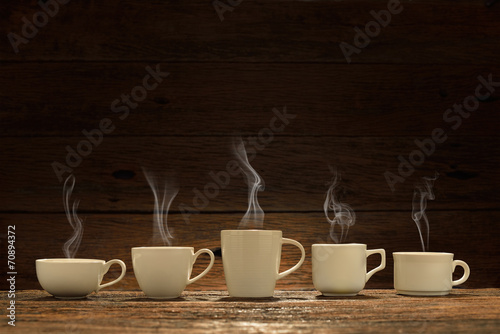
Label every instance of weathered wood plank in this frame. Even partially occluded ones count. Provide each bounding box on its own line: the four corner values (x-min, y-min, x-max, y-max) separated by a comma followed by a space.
2, 290, 500, 333
1, 63, 499, 137
1, 211, 498, 290
1, 1, 499, 63
0, 136, 498, 212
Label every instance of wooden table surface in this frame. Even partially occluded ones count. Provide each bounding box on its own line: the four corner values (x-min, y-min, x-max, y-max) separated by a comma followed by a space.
2, 289, 499, 333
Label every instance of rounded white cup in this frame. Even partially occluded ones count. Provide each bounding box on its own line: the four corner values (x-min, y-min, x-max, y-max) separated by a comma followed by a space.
221, 230, 306, 298
312, 243, 386, 296
393, 252, 470, 296
36, 258, 127, 299
132, 246, 215, 299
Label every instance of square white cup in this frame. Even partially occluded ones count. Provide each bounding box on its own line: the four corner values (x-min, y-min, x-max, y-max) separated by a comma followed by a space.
221, 230, 305, 298
312, 243, 386, 296
132, 246, 215, 299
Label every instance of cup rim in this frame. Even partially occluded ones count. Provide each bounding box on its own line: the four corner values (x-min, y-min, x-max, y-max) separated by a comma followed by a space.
312, 243, 366, 247
221, 229, 281, 233
36, 258, 105, 263
393, 252, 454, 256
131, 246, 195, 250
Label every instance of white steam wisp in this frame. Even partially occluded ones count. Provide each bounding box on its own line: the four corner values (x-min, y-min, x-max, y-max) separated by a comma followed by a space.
62, 175, 84, 258
323, 167, 355, 243
412, 172, 439, 252
233, 137, 265, 229
143, 168, 179, 246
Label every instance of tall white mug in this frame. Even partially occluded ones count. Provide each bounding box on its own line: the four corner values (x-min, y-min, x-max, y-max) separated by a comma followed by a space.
221, 230, 306, 298
132, 247, 215, 299
312, 243, 386, 296
393, 252, 470, 296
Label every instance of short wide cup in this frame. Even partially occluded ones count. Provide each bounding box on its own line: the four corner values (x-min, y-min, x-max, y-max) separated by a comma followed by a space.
221, 230, 306, 298
393, 252, 470, 296
132, 247, 215, 299
36, 258, 127, 299
312, 243, 386, 296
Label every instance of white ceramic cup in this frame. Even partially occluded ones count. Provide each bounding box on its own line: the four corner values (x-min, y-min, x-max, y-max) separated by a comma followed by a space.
393, 252, 470, 296
312, 243, 386, 296
221, 230, 306, 298
132, 246, 215, 299
36, 258, 127, 299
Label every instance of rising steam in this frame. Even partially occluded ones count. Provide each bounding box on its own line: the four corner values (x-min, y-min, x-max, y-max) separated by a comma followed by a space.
142, 168, 179, 246
62, 175, 84, 258
323, 167, 355, 243
412, 172, 439, 252
233, 137, 265, 229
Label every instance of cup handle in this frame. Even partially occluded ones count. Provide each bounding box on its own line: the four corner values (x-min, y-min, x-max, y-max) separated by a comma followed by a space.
365, 249, 386, 283
277, 238, 306, 280
187, 249, 215, 285
97, 259, 127, 292
452, 260, 470, 286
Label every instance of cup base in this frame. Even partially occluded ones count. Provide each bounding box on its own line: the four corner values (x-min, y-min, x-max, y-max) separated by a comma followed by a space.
146, 295, 181, 299
54, 295, 88, 300
322, 293, 358, 297
396, 289, 450, 296
228, 292, 274, 298
229, 295, 274, 298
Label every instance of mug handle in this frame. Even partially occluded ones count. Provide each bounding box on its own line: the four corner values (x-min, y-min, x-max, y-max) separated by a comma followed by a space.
277, 238, 306, 280
97, 259, 127, 292
365, 249, 386, 283
187, 249, 215, 285
452, 260, 470, 286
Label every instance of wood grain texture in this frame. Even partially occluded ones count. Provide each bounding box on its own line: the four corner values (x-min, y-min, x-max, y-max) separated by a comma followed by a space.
0, 136, 498, 212
1, 0, 500, 315
1, 1, 499, 63
1, 211, 498, 290
1, 290, 500, 333
0, 63, 499, 137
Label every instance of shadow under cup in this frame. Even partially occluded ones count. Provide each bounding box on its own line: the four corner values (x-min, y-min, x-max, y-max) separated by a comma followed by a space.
393, 252, 470, 296
221, 230, 306, 298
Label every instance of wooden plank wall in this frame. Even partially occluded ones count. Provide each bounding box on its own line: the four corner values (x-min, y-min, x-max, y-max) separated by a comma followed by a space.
1, 0, 499, 291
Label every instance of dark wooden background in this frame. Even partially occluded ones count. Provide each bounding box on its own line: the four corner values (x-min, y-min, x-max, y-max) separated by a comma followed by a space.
1, 0, 499, 291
